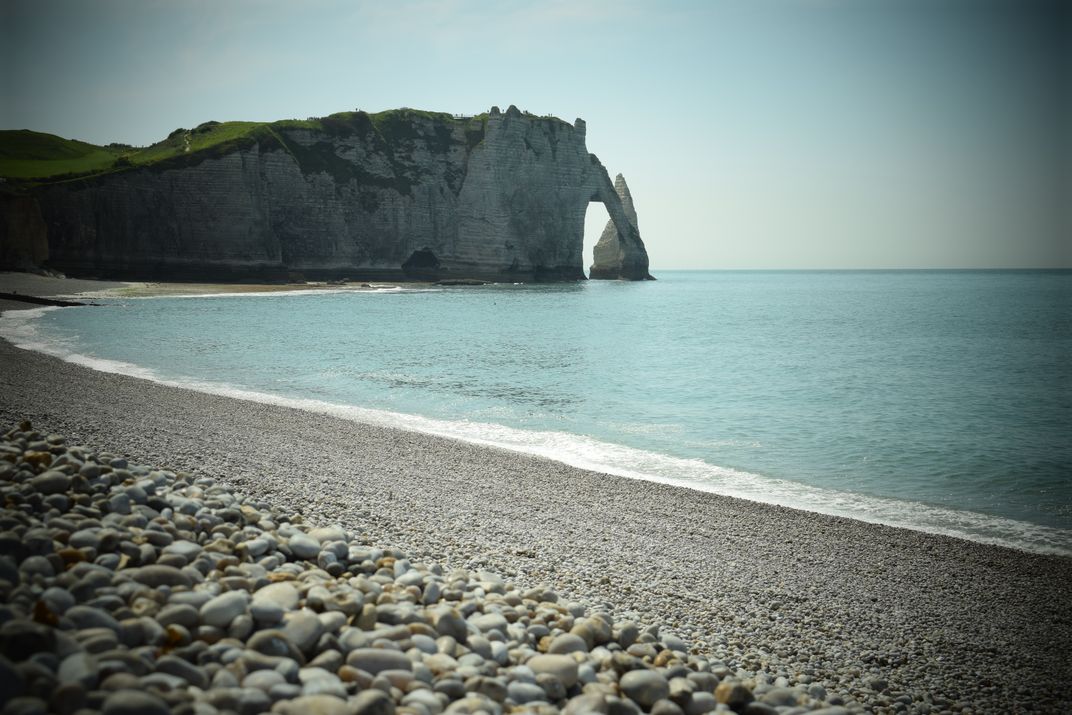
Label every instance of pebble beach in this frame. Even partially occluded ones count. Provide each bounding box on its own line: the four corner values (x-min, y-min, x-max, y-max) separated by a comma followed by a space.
0, 281, 1070, 715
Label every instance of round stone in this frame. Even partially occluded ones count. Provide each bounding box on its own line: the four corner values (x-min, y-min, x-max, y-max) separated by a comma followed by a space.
662, 633, 688, 653
684, 691, 718, 715
244, 668, 287, 691
154, 654, 208, 689
68, 529, 101, 550
714, 679, 753, 710
346, 648, 412, 675
526, 654, 578, 688
508, 681, 548, 704
57, 652, 99, 689
300, 669, 346, 698
288, 533, 320, 560
536, 672, 567, 702
19, 556, 54, 578
308, 526, 347, 544
759, 688, 799, 707
128, 564, 192, 588
470, 612, 508, 633
253, 582, 300, 611
30, 471, 69, 495
65, 605, 120, 633
199, 590, 248, 628
251, 601, 285, 625
239, 688, 271, 713
156, 603, 199, 630
620, 669, 669, 708
283, 611, 324, 653
653, 700, 686, 715
247, 629, 302, 660
107, 493, 131, 515
101, 690, 169, 715
163, 540, 202, 562
272, 694, 350, 715
1, 696, 48, 715
244, 538, 270, 557
434, 609, 468, 643
547, 633, 588, 655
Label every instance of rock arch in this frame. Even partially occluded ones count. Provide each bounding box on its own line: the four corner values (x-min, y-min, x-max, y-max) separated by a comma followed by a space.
587, 172, 653, 280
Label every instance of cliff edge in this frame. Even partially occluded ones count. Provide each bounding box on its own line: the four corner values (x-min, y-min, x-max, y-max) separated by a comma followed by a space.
0, 106, 652, 282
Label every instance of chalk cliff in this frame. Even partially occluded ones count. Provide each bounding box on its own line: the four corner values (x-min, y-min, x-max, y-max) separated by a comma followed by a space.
12, 106, 652, 282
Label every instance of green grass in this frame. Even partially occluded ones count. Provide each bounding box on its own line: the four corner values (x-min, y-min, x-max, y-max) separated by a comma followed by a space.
130, 121, 266, 166
0, 130, 125, 179
0, 108, 547, 184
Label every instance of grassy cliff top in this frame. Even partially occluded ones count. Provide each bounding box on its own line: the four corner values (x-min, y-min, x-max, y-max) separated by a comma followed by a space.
0, 107, 568, 184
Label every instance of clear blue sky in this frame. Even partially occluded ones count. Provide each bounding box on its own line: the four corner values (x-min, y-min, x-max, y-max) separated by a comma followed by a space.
2, 0, 1068, 269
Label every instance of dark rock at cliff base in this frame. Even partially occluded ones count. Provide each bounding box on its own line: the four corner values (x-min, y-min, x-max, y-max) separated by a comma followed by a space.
435, 279, 486, 286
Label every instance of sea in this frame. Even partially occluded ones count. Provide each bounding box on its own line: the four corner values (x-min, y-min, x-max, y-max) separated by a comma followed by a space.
4, 270, 1070, 555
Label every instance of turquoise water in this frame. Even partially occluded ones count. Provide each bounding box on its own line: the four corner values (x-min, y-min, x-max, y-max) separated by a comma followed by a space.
6, 270, 1071, 553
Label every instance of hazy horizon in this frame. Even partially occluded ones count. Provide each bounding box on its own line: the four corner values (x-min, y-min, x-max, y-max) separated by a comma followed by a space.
3, 0, 1068, 270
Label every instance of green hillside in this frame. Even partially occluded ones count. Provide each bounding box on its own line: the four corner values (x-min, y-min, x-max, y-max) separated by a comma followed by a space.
0, 130, 126, 179
0, 109, 489, 185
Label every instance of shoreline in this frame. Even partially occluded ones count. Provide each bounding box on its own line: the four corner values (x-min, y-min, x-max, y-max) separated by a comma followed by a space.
2, 336, 1071, 711
6, 307, 1069, 558
0, 270, 430, 308
3, 271, 1069, 558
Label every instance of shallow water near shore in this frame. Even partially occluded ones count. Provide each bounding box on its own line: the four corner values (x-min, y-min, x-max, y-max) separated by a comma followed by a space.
4, 270, 1071, 554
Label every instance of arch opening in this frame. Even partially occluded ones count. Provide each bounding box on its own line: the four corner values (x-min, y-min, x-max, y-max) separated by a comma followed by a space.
582, 200, 611, 278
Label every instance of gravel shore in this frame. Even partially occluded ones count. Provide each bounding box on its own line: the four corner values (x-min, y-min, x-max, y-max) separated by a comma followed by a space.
1, 335, 1071, 714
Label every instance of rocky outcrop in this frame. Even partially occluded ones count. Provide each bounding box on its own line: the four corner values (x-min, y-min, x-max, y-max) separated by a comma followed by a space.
21, 107, 652, 282
590, 174, 654, 280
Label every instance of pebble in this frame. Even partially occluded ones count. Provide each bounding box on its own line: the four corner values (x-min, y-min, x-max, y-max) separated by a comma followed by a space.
282, 610, 324, 653
547, 632, 588, 655
29, 470, 69, 495
101, 690, 170, 715
200, 590, 249, 628
128, 564, 192, 588
714, 679, 754, 710
57, 651, 99, 689
65, 605, 120, 632
527, 654, 578, 688
272, 694, 351, 715
619, 669, 670, 708
288, 533, 321, 560
347, 648, 413, 675
155, 653, 209, 688
352, 691, 397, 715
509, 681, 549, 704
163, 540, 202, 562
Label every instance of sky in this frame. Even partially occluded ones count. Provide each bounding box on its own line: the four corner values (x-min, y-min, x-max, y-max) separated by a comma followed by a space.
2, 0, 1068, 269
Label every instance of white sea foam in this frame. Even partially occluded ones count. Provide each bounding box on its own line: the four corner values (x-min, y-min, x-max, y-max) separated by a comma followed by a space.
3, 307, 1070, 557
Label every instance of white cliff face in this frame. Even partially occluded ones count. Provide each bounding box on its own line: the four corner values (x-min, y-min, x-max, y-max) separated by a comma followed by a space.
36, 107, 652, 282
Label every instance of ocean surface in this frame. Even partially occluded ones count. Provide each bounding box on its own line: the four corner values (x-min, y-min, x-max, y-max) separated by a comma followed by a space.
4, 270, 1071, 554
